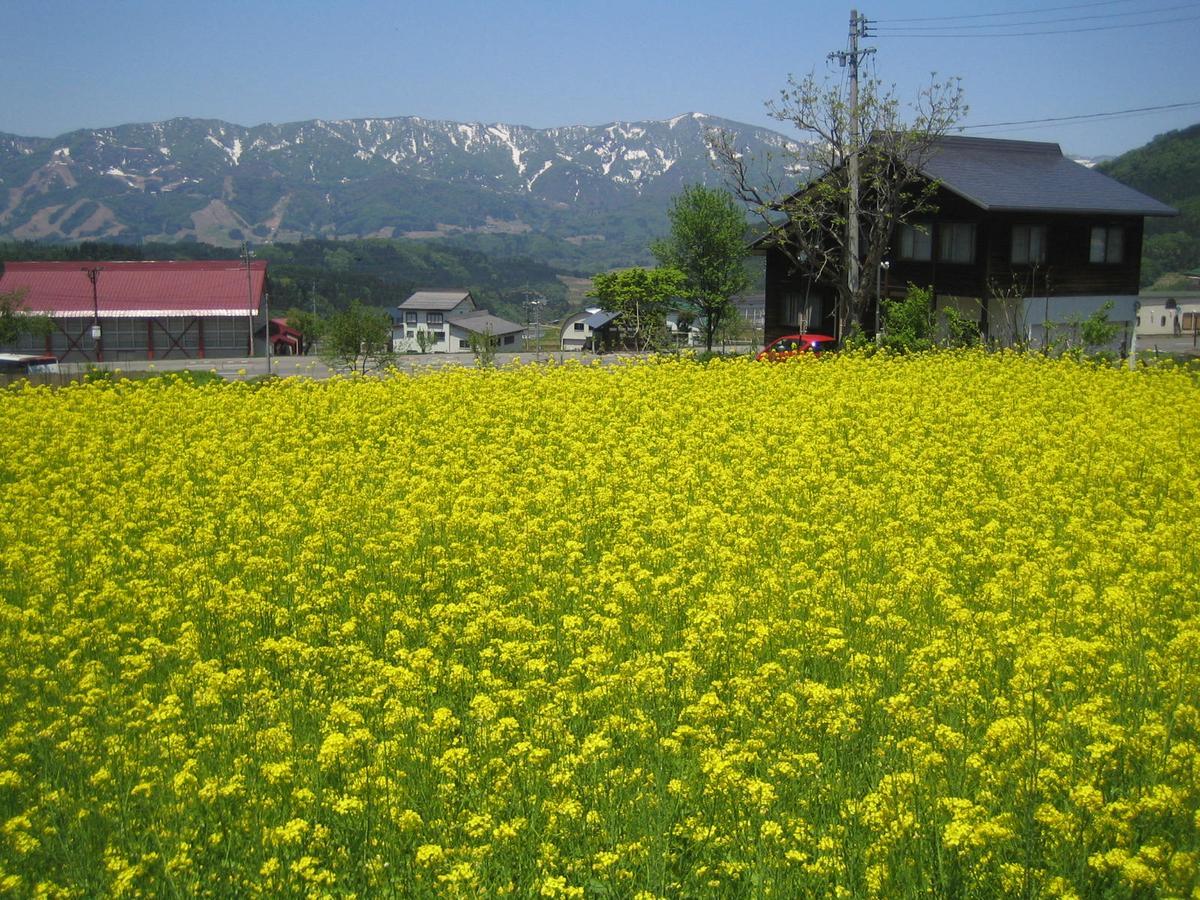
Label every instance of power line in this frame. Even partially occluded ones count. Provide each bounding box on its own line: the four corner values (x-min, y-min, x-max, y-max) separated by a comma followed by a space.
875, 2, 1196, 30
877, 0, 1144, 23
879, 13, 1200, 36
957, 99, 1200, 131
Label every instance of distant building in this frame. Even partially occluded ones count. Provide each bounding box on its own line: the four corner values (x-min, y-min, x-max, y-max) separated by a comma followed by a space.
0, 260, 268, 362
733, 292, 765, 340
560, 307, 603, 351
1137, 291, 1200, 337
390, 290, 522, 352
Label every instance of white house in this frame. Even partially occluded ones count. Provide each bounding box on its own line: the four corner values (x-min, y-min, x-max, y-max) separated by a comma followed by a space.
1137, 291, 1200, 337
560, 307, 604, 351
391, 290, 523, 352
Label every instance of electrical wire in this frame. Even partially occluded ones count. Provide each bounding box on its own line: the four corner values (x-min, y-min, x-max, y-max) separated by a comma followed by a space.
877, 0, 1147, 23
874, 2, 1196, 30
878, 13, 1200, 36
956, 100, 1200, 132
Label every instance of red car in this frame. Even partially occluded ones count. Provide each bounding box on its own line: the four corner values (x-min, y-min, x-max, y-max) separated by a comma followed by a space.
755, 333, 836, 361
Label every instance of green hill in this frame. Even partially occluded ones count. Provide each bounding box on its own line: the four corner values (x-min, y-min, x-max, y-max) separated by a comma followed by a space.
1098, 122, 1200, 285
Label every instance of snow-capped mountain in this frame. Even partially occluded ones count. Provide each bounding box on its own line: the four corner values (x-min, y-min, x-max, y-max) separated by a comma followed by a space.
0, 113, 799, 264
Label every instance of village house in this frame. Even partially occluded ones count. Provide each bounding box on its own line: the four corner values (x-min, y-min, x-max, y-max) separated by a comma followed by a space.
759, 135, 1177, 348
0, 259, 269, 362
390, 290, 523, 353
559, 307, 603, 351
1136, 291, 1200, 338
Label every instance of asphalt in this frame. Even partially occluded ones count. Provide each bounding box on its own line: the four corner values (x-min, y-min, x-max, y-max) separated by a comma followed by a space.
56, 350, 646, 380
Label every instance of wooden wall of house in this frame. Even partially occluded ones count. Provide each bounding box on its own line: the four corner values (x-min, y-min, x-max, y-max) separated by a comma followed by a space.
980, 212, 1144, 298
760, 182, 1149, 344
762, 248, 835, 343
885, 189, 989, 300
886, 186, 1146, 301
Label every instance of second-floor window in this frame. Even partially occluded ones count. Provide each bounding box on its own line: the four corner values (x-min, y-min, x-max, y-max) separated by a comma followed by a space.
940, 223, 976, 264
405, 311, 417, 325
898, 224, 932, 261
1012, 225, 1047, 264
574, 322, 585, 331
427, 312, 444, 326
1090, 226, 1124, 263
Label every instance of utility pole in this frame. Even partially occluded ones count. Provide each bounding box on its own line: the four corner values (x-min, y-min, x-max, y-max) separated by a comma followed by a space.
829, 9, 874, 341
243, 242, 255, 358
82, 266, 103, 363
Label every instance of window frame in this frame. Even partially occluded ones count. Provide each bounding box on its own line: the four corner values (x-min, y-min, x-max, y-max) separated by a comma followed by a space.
1011, 224, 1047, 265
1089, 225, 1124, 264
897, 223, 932, 262
426, 312, 444, 327
939, 222, 976, 265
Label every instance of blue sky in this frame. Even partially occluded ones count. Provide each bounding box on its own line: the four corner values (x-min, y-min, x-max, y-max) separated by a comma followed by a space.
4, 0, 1198, 157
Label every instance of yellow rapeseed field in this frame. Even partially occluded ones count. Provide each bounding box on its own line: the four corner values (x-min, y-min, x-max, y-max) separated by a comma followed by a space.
0, 352, 1198, 898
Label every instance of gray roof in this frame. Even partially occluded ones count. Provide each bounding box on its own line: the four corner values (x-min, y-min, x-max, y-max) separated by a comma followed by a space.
448, 311, 524, 335
583, 310, 620, 329
917, 136, 1176, 217
399, 290, 474, 311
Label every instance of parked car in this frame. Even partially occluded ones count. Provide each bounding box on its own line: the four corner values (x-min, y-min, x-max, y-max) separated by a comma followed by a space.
755, 334, 836, 361
0, 353, 60, 376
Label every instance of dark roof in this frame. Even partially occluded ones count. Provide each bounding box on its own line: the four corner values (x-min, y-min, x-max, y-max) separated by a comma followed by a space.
583, 310, 620, 329
448, 311, 524, 335
917, 136, 1176, 217
0, 260, 268, 317
399, 290, 474, 311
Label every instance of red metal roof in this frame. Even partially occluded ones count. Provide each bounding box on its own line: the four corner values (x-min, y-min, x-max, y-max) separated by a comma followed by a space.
0, 260, 268, 317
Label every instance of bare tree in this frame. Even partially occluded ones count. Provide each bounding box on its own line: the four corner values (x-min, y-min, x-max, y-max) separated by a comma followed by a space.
710, 73, 966, 339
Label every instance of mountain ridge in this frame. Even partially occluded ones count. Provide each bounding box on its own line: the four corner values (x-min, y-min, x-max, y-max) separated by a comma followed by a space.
0, 112, 800, 269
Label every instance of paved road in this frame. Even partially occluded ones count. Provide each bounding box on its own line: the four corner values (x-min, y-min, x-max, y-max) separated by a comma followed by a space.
1135, 334, 1200, 359
58, 350, 647, 380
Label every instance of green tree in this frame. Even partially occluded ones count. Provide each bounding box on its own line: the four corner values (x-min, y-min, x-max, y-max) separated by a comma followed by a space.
320, 301, 393, 375
285, 307, 324, 355
1077, 302, 1120, 355
651, 185, 751, 353
880, 284, 934, 353
0, 289, 52, 347
415, 329, 437, 354
587, 268, 686, 352
714, 306, 751, 351
468, 326, 498, 367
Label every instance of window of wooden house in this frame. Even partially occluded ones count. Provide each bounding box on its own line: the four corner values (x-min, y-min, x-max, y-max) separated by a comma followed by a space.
1089, 226, 1124, 263
1011, 225, 1047, 264
782, 290, 803, 325
898, 224, 932, 261
940, 223, 976, 264
427, 312, 444, 326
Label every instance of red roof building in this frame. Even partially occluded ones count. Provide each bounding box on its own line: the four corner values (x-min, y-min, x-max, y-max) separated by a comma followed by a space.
0, 259, 269, 362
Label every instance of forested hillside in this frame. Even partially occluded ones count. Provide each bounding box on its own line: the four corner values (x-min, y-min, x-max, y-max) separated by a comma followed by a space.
1098, 123, 1200, 285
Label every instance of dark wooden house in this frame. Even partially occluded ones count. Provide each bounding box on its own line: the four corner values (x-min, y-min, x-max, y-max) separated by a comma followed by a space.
759, 136, 1176, 347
